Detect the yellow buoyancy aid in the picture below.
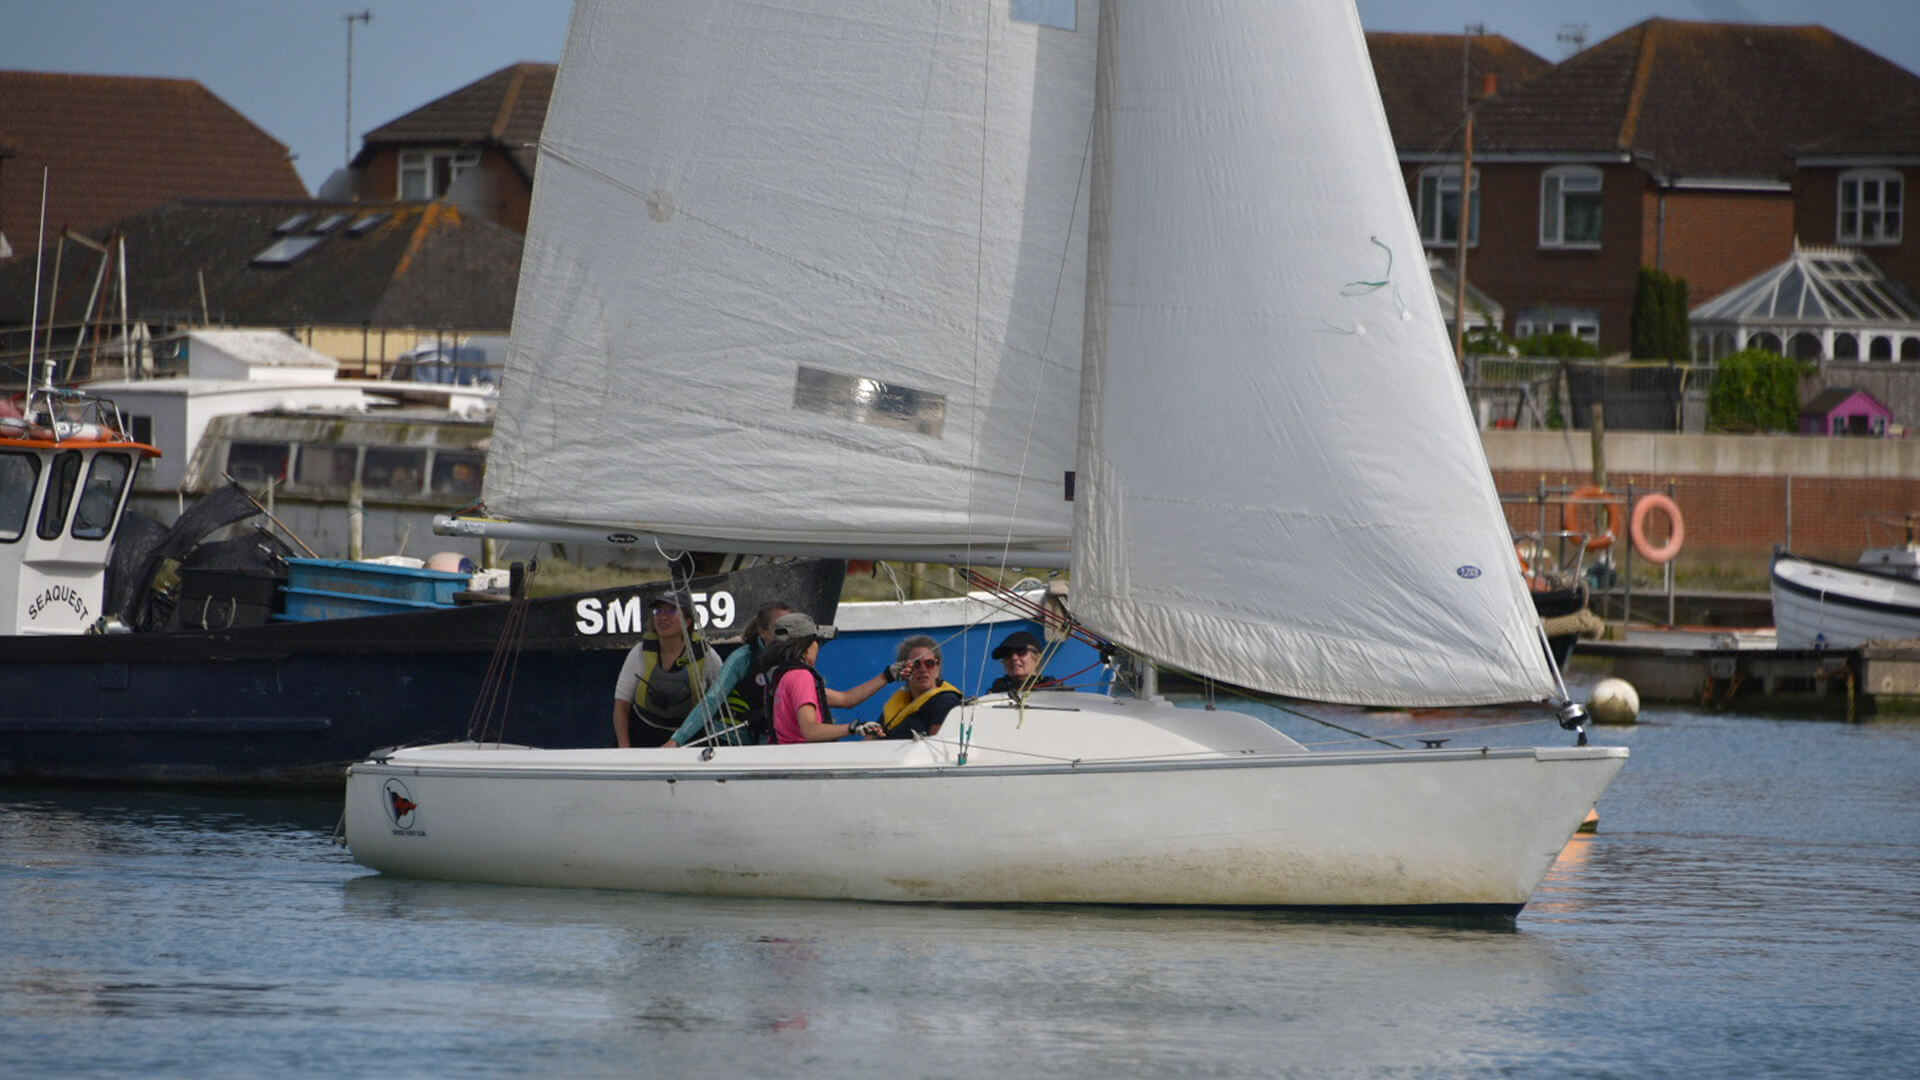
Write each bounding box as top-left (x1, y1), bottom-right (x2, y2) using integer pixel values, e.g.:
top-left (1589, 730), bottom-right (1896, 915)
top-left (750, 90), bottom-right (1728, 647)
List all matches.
top-left (880, 681), bottom-right (962, 732)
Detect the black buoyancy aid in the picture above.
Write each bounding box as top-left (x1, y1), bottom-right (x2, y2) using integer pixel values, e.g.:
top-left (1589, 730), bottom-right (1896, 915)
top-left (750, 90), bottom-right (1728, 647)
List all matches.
top-left (761, 661), bottom-right (831, 741)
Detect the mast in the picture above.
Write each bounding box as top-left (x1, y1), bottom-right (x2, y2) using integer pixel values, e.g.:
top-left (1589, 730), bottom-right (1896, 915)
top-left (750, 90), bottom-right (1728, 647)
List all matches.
top-left (1450, 24), bottom-right (1482, 370)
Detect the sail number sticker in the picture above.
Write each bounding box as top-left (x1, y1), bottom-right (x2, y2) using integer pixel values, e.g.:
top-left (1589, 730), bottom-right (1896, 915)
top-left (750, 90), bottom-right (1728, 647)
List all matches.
top-left (1456, 565), bottom-right (1483, 579)
top-left (574, 591), bottom-right (736, 635)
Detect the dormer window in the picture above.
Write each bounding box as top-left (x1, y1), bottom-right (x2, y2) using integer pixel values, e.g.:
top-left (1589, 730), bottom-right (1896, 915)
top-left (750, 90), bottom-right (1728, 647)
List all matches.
top-left (398, 149), bottom-right (481, 200)
top-left (1838, 169), bottom-right (1903, 245)
top-left (1540, 166), bottom-right (1603, 248)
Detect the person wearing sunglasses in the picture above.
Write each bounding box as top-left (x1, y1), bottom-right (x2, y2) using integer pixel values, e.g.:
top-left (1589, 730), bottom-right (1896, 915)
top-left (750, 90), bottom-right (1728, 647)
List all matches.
top-left (874, 635), bottom-right (962, 739)
top-left (986, 630), bottom-right (1062, 696)
top-left (611, 589), bottom-right (723, 748)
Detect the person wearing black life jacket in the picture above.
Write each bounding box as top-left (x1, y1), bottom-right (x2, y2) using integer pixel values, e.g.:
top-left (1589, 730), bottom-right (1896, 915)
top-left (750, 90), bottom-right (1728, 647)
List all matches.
top-left (875, 635), bottom-right (962, 739)
top-left (985, 630), bottom-right (1064, 696)
top-left (611, 589), bottom-right (723, 747)
top-left (762, 612), bottom-right (898, 744)
top-left (662, 599), bottom-right (793, 748)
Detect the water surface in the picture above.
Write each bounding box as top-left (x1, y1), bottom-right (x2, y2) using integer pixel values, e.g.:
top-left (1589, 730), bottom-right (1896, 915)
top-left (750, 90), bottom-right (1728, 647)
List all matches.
top-left (5, 700), bottom-right (1916, 1078)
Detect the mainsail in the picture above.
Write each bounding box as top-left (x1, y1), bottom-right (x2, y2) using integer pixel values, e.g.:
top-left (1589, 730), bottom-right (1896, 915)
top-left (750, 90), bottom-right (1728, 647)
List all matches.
top-left (488, 0), bottom-right (1097, 559)
top-left (1072, 0), bottom-right (1556, 705)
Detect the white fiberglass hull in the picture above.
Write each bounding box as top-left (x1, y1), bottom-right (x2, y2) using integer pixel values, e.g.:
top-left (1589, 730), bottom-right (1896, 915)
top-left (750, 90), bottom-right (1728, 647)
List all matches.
top-left (345, 696), bottom-right (1625, 914)
top-left (1770, 552), bottom-right (1920, 649)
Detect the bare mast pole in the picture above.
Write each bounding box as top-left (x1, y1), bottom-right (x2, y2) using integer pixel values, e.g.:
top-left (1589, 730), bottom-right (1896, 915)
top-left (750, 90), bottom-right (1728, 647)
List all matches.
top-left (1451, 24), bottom-right (1483, 373)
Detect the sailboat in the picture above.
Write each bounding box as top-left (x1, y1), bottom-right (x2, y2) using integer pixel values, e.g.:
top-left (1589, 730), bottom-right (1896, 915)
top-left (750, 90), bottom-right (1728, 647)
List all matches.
top-left (346, 0), bottom-right (1625, 914)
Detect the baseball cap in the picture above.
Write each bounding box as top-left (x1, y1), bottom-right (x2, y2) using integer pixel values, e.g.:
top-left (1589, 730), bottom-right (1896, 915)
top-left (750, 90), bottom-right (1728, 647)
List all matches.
top-left (771, 611), bottom-right (837, 641)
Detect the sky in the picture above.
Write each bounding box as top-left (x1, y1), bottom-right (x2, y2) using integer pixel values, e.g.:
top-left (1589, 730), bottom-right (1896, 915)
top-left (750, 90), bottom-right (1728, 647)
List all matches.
top-left (4, 1), bottom-right (1917, 196)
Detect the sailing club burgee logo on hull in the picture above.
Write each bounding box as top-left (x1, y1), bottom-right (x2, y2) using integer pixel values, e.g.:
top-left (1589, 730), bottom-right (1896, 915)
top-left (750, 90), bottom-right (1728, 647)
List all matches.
top-left (383, 778), bottom-right (425, 836)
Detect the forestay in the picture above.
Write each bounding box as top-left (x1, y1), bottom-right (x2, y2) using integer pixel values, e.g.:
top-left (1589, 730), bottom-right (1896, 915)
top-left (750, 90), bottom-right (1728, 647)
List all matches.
top-left (487, 0), bottom-right (1097, 558)
top-left (1071, 1), bottom-right (1556, 706)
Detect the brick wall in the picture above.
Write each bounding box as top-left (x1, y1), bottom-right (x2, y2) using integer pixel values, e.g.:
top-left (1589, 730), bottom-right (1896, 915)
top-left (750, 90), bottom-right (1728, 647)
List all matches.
top-left (1645, 188), bottom-right (1794, 304)
top-left (1793, 163), bottom-right (1920, 300)
top-left (1486, 430), bottom-right (1920, 572)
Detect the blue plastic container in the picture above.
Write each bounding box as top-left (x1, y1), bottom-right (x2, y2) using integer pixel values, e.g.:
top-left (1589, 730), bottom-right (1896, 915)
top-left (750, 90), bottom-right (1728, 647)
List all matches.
top-left (276, 558), bottom-right (469, 622)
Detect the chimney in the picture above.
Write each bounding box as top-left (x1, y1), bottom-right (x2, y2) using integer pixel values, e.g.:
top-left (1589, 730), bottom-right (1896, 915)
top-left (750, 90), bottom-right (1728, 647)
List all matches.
top-left (1481, 72), bottom-right (1500, 99)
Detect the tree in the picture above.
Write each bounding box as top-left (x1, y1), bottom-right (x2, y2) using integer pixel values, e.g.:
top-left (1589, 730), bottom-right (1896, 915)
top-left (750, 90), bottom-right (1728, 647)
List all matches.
top-left (1631, 267), bottom-right (1691, 360)
top-left (1708, 348), bottom-right (1809, 432)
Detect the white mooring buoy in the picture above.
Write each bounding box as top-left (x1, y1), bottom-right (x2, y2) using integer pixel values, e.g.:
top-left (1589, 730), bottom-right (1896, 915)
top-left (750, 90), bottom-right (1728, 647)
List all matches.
top-left (1589, 677), bottom-right (1641, 725)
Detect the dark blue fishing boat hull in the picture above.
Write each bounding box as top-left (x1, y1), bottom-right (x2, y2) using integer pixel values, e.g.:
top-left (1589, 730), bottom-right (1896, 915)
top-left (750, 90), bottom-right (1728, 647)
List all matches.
top-left (0, 559), bottom-right (844, 787)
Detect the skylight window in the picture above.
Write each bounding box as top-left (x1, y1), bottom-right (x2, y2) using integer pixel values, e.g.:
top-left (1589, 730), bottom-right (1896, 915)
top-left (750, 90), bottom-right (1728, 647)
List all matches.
top-left (345, 213), bottom-right (389, 236)
top-left (310, 213), bottom-right (352, 234)
top-left (273, 213), bottom-right (315, 235)
top-left (252, 235), bottom-right (325, 266)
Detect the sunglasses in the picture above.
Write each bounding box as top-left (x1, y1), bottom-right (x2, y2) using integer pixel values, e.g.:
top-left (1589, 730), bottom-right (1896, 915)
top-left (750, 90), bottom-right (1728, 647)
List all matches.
top-left (907, 657), bottom-right (940, 669)
top-left (650, 603), bottom-right (683, 615)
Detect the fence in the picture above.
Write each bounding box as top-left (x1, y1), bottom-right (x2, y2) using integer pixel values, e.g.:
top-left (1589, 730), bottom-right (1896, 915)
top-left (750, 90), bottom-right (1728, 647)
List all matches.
top-left (1464, 355), bottom-right (1715, 433)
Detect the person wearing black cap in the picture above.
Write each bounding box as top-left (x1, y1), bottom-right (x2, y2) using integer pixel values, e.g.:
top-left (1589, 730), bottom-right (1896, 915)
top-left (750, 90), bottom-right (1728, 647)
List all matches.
top-left (761, 612), bottom-right (900, 744)
top-left (987, 630), bottom-right (1063, 696)
top-left (611, 588), bottom-right (723, 747)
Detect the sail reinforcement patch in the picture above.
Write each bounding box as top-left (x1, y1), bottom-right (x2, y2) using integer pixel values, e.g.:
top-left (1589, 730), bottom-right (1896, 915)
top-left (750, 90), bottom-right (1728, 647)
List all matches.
top-left (794, 366), bottom-right (946, 438)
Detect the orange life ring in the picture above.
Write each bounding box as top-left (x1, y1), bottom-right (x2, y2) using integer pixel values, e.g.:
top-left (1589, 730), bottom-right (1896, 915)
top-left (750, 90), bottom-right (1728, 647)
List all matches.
top-left (1630, 493), bottom-right (1685, 564)
top-left (1562, 486), bottom-right (1624, 552)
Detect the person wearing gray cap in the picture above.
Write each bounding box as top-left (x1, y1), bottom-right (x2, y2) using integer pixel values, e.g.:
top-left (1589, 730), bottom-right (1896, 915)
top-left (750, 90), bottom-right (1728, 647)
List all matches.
top-left (611, 588), bottom-right (723, 747)
top-left (760, 611), bottom-right (900, 743)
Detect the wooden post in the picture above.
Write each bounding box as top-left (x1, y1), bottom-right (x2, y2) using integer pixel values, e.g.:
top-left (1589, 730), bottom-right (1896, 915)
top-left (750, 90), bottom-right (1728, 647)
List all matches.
top-left (348, 480), bottom-right (364, 561)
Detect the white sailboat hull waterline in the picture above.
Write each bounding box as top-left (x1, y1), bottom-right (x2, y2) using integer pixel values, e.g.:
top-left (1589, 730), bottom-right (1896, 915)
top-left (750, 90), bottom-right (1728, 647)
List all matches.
top-left (345, 696), bottom-right (1624, 913)
top-left (1771, 551), bottom-right (1920, 649)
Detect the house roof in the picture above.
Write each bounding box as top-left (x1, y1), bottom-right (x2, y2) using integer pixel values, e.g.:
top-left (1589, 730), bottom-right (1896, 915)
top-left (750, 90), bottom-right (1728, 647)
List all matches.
top-left (0, 200), bottom-right (522, 331)
top-left (1470, 20), bottom-right (1920, 180)
top-left (1691, 244), bottom-right (1920, 327)
top-left (355, 63), bottom-right (556, 182)
top-left (1365, 33), bottom-right (1552, 153)
top-left (1802, 386), bottom-right (1887, 415)
top-left (0, 71), bottom-right (307, 260)
top-left (1795, 98), bottom-right (1920, 161)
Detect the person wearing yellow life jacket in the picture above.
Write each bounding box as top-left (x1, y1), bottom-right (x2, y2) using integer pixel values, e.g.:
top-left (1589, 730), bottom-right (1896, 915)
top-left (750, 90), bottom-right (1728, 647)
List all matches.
top-left (876, 635), bottom-right (962, 739)
top-left (611, 589), bottom-right (723, 747)
top-left (664, 599), bottom-right (793, 747)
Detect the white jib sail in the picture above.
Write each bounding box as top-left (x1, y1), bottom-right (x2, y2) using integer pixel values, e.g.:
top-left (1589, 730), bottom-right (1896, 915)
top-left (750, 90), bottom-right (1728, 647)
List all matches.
top-left (1073, 0), bottom-right (1558, 706)
top-left (486, 0), bottom-right (1097, 557)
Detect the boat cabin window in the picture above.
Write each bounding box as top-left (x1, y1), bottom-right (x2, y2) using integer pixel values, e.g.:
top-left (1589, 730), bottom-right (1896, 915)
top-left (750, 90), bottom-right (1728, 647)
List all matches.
top-left (430, 452), bottom-right (484, 497)
top-left (364, 447), bottom-right (427, 495)
top-left (71, 452), bottom-right (132, 540)
top-left (36, 450), bottom-right (82, 541)
top-left (293, 445), bottom-right (360, 488)
top-left (0, 452), bottom-right (41, 543)
top-left (227, 442), bottom-right (289, 486)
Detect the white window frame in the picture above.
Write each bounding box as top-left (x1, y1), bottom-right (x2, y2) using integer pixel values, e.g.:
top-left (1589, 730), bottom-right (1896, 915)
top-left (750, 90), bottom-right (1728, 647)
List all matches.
top-left (398, 149), bottom-right (481, 201)
top-left (1513, 308), bottom-right (1600, 344)
top-left (1540, 166), bottom-right (1604, 248)
top-left (1416, 166), bottom-right (1479, 248)
top-left (1838, 168), bottom-right (1903, 245)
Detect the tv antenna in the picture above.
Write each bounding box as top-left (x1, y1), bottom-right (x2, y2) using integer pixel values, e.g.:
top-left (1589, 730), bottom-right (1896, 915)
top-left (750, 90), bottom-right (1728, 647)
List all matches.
top-left (1557, 23), bottom-right (1587, 57)
top-left (344, 10), bottom-right (374, 166)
